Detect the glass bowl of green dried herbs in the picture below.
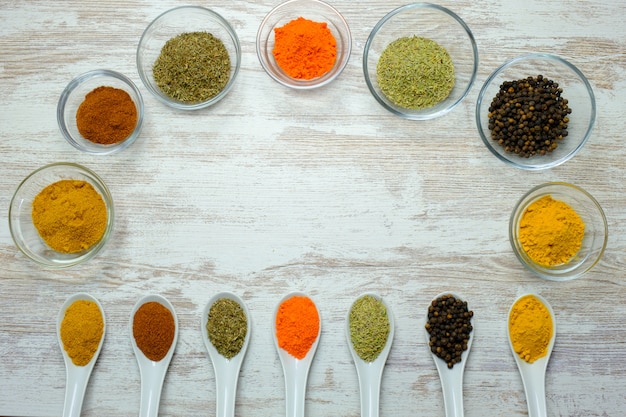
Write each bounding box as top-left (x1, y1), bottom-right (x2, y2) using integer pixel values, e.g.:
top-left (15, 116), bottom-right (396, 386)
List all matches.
top-left (509, 182), bottom-right (607, 281)
top-left (363, 3), bottom-right (478, 120)
top-left (476, 53), bottom-right (596, 170)
top-left (256, 0), bottom-right (352, 90)
top-left (137, 6), bottom-right (241, 110)
top-left (9, 163), bottom-right (114, 268)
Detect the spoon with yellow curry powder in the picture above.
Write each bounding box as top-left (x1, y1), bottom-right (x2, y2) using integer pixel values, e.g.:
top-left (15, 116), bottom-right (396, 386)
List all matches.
top-left (508, 293), bottom-right (556, 417)
top-left (57, 293), bottom-right (106, 417)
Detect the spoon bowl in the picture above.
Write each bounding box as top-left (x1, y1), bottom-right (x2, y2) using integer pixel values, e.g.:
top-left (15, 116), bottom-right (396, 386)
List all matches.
top-left (273, 292), bottom-right (321, 417)
top-left (507, 293), bottom-right (556, 417)
top-left (130, 294), bottom-right (179, 417)
top-left (57, 293), bottom-right (106, 417)
top-left (346, 293), bottom-right (395, 417)
top-left (201, 292), bottom-right (251, 417)
top-left (424, 292), bottom-right (474, 417)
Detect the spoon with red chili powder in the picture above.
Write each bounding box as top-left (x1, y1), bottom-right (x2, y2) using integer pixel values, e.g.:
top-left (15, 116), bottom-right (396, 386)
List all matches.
top-left (273, 292), bottom-right (321, 417)
top-left (130, 294), bottom-right (179, 417)
top-left (57, 293), bottom-right (106, 417)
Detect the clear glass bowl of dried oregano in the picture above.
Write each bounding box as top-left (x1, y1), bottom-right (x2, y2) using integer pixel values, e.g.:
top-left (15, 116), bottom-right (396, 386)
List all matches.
top-left (509, 182), bottom-right (607, 281)
top-left (476, 53), bottom-right (596, 170)
top-left (137, 6), bottom-right (241, 110)
top-left (363, 3), bottom-right (478, 120)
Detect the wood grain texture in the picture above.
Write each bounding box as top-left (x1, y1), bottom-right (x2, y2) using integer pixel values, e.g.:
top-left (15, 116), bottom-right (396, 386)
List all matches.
top-left (1, 0), bottom-right (625, 416)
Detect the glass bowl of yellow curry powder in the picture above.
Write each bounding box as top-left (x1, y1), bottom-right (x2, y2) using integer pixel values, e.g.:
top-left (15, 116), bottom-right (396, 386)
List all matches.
top-left (363, 3), bottom-right (478, 120)
top-left (476, 53), bottom-right (596, 170)
top-left (256, 0), bottom-right (352, 90)
top-left (136, 6), bottom-right (241, 111)
top-left (9, 163), bottom-right (114, 268)
top-left (57, 69), bottom-right (144, 155)
top-left (509, 182), bottom-right (607, 281)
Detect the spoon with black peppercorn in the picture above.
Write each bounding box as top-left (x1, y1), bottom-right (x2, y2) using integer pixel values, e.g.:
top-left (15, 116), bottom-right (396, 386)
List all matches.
top-left (507, 293), bottom-right (556, 417)
top-left (424, 292), bottom-right (474, 417)
top-left (346, 293), bottom-right (395, 417)
top-left (201, 292), bottom-right (251, 417)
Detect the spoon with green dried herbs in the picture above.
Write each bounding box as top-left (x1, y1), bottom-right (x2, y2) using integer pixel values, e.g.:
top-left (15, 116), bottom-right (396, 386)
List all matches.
top-left (424, 292), bottom-right (474, 417)
top-left (57, 293), bottom-right (106, 417)
top-left (346, 293), bottom-right (395, 417)
top-left (202, 292), bottom-right (251, 417)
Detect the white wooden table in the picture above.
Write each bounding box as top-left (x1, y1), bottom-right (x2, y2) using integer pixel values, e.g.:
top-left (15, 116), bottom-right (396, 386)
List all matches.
top-left (1, 1), bottom-right (625, 416)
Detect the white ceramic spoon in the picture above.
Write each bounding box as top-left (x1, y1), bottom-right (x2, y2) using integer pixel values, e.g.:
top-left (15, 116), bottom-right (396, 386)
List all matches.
top-left (508, 293), bottom-right (556, 417)
top-left (346, 293), bottom-right (395, 417)
top-left (130, 294), bottom-right (179, 417)
top-left (201, 292), bottom-right (251, 417)
top-left (273, 292), bottom-right (321, 417)
top-left (57, 293), bottom-right (106, 417)
top-left (424, 292), bottom-right (474, 417)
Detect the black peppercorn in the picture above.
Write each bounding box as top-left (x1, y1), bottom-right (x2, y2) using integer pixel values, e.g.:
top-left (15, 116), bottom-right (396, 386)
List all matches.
top-left (487, 75), bottom-right (571, 158)
top-left (425, 294), bottom-right (473, 369)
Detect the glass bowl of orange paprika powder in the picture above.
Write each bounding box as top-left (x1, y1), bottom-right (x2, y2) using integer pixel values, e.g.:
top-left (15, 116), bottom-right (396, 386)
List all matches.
top-left (256, 0), bottom-right (352, 89)
top-left (57, 69), bottom-right (144, 155)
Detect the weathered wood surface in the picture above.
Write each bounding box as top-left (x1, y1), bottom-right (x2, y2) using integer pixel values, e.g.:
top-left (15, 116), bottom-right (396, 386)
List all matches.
top-left (1, 1), bottom-right (625, 416)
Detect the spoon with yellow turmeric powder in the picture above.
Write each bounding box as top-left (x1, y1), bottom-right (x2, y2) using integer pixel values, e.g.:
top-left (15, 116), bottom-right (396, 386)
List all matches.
top-left (507, 293), bottom-right (556, 417)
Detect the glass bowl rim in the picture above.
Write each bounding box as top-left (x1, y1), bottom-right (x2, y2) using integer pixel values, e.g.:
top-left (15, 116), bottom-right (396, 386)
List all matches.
top-left (57, 69), bottom-right (145, 155)
top-left (9, 162), bottom-right (115, 269)
top-left (362, 2), bottom-right (479, 120)
top-left (475, 52), bottom-right (597, 170)
top-left (136, 5), bottom-right (242, 110)
top-left (508, 181), bottom-right (608, 281)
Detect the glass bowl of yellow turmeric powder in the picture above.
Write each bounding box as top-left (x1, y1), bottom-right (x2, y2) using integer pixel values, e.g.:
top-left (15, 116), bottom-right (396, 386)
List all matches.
top-left (363, 3), bottom-right (478, 120)
top-left (256, 0), bottom-right (352, 89)
top-left (9, 163), bottom-right (114, 268)
top-left (58, 69), bottom-right (144, 155)
top-left (509, 182), bottom-right (607, 281)
top-left (137, 6), bottom-right (241, 110)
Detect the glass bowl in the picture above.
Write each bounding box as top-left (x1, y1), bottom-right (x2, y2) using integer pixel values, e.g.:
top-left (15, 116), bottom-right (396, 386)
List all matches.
top-left (137, 5), bottom-right (241, 110)
top-left (57, 69), bottom-right (144, 155)
top-left (476, 53), bottom-right (596, 170)
top-left (509, 182), bottom-right (607, 281)
top-left (9, 163), bottom-right (114, 268)
top-left (256, 0), bottom-right (352, 90)
top-left (363, 3), bottom-right (478, 120)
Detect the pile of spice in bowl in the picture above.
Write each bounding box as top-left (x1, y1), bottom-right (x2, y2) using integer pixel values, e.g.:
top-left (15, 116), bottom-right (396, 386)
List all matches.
top-left (9, 163), bottom-right (114, 268)
top-left (363, 3), bottom-right (478, 120)
top-left (136, 5), bottom-right (241, 110)
top-left (509, 182), bottom-right (607, 280)
top-left (476, 53), bottom-right (596, 170)
top-left (256, 0), bottom-right (352, 90)
top-left (57, 69), bottom-right (144, 155)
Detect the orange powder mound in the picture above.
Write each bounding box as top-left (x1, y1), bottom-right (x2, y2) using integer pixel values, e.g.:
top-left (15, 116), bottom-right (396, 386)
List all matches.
top-left (272, 17), bottom-right (337, 80)
top-left (275, 295), bottom-right (320, 359)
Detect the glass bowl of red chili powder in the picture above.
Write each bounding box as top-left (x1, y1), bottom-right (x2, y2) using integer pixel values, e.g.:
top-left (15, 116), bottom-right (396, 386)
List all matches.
top-left (476, 53), bottom-right (596, 170)
top-left (9, 162), bottom-right (114, 268)
top-left (137, 6), bottom-right (241, 110)
top-left (509, 182), bottom-right (607, 281)
top-left (363, 3), bottom-right (478, 120)
top-left (256, 0), bottom-right (352, 89)
top-left (57, 69), bottom-right (144, 155)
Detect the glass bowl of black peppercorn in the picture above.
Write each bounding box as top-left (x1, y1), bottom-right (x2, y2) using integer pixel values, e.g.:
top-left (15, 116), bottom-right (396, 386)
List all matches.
top-left (476, 53), bottom-right (596, 170)
top-left (363, 3), bottom-right (478, 120)
top-left (137, 6), bottom-right (241, 110)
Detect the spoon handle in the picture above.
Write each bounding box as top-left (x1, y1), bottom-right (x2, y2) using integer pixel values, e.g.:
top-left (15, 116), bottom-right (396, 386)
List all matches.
top-left (62, 369), bottom-right (90, 417)
top-left (357, 366), bottom-right (382, 417)
top-left (521, 367), bottom-right (547, 417)
top-left (215, 365), bottom-right (239, 417)
top-left (440, 367), bottom-right (464, 417)
top-left (284, 362), bottom-right (309, 417)
top-left (139, 365), bottom-right (166, 417)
